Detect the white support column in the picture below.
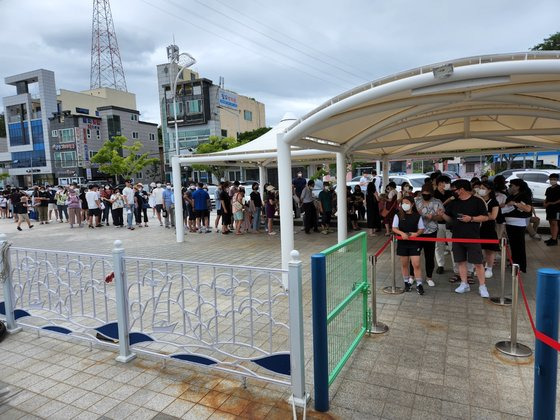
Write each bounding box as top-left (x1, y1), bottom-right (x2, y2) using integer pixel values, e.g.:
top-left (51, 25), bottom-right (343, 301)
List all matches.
top-left (172, 156), bottom-right (184, 243)
top-left (376, 160), bottom-right (381, 175)
top-left (258, 164), bottom-right (267, 199)
top-left (382, 156), bottom-right (389, 187)
top-left (277, 133), bottom-right (294, 289)
top-left (336, 152), bottom-right (347, 243)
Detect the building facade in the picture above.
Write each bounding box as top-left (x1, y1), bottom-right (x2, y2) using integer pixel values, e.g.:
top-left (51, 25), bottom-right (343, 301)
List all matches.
top-left (3, 69), bottom-right (159, 187)
top-left (156, 45), bottom-right (266, 179)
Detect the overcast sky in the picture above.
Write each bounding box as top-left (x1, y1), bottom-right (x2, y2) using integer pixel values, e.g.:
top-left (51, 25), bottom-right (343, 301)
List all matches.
top-left (1, 0), bottom-right (559, 127)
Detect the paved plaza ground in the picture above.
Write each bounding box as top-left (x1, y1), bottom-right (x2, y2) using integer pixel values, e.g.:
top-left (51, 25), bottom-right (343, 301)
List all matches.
top-left (0, 214), bottom-right (559, 419)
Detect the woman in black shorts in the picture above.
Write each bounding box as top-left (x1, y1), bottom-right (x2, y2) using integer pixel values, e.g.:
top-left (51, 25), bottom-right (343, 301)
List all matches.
top-left (392, 197), bottom-right (425, 295)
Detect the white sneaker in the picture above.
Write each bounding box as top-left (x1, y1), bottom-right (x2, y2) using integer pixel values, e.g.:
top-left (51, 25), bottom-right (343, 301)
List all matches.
top-left (479, 285), bottom-right (489, 298)
top-left (485, 268), bottom-right (493, 279)
top-left (455, 283), bottom-right (470, 294)
top-left (427, 278), bottom-right (435, 287)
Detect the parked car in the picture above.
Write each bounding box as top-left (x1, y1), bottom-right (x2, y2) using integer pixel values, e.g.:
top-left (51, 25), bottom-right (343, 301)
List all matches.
top-left (388, 174), bottom-right (427, 193)
top-left (505, 170), bottom-right (557, 204)
top-left (206, 184), bottom-right (218, 206)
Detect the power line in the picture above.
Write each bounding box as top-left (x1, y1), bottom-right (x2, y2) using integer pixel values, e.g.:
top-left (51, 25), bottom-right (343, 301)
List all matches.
top-left (141, 0), bottom-right (352, 89)
top-left (194, 0), bottom-right (368, 83)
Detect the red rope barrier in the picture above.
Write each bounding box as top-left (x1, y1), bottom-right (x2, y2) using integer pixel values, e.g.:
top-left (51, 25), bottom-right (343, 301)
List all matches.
top-left (394, 236), bottom-right (500, 244)
top-left (374, 237), bottom-right (392, 258)
top-left (506, 246), bottom-right (560, 352)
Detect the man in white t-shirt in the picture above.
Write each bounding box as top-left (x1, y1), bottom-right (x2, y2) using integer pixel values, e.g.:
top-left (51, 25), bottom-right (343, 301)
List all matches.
top-left (122, 180), bottom-right (135, 230)
top-left (152, 182), bottom-right (165, 226)
top-left (359, 171), bottom-right (372, 193)
top-left (85, 185), bottom-right (102, 228)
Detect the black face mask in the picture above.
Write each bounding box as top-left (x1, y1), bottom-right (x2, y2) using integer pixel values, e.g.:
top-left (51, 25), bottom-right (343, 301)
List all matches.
top-left (422, 194), bottom-right (431, 201)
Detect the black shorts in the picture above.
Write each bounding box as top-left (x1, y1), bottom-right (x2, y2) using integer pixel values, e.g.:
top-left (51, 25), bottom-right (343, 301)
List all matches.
top-left (546, 205), bottom-right (560, 221)
top-left (155, 204), bottom-right (163, 213)
top-left (452, 242), bottom-right (483, 264)
top-left (397, 241), bottom-right (422, 257)
top-left (203, 210), bottom-right (210, 219)
top-left (217, 209), bottom-right (223, 216)
top-left (88, 208), bottom-right (101, 217)
top-left (222, 212), bottom-right (232, 226)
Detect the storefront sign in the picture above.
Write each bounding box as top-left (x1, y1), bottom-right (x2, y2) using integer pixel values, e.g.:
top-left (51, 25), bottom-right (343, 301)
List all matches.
top-left (218, 90), bottom-right (238, 109)
top-left (53, 143), bottom-right (76, 151)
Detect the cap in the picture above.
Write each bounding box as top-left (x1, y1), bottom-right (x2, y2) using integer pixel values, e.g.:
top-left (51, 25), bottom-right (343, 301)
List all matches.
top-left (266, 185), bottom-right (275, 192)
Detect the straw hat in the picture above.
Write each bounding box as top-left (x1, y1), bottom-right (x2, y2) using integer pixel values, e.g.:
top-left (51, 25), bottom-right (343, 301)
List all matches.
top-left (266, 185), bottom-right (275, 192)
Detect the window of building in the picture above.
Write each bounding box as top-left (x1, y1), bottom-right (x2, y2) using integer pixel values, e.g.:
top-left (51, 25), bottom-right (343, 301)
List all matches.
top-left (186, 99), bottom-right (202, 114)
top-left (136, 172), bottom-right (142, 179)
top-left (221, 129), bottom-right (227, 137)
top-left (130, 114), bottom-right (138, 121)
top-left (465, 162), bottom-right (476, 173)
top-left (243, 110), bottom-right (253, 121)
top-left (86, 129), bottom-right (91, 139)
top-left (132, 132), bottom-right (139, 139)
top-left (96, 129), bottom-right (100, 140)
top-left (51, 130), bottom-right (58, 137)
top-left (54, 151), bottom-right (77, 168)
top-left (8, 122), bottom-right (29, 146)
top-left (149, 133), bottom-right (156, 141)
top-left (60, 128), bottom-right (75, 143)
top-left (193, 85), bottom-right (202, 95)
top-left (89, 150), bottom-right (96, 159)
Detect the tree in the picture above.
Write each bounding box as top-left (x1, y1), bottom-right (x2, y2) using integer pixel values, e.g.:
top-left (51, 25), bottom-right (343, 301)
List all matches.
top-left (0, 113), bottom-right (6, 138)
top-left (191, 135), bottom-right (238, 181)
top-left (531, 32), bottom-right (560, 50)
top-left (237, 126), bottom-right (271, 144)
top-left (91, 136), bottom-right (159, 183)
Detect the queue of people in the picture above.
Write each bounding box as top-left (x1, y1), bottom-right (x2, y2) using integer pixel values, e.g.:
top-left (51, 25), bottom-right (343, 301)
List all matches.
top-left (391, 172), bottom-right (559, 298)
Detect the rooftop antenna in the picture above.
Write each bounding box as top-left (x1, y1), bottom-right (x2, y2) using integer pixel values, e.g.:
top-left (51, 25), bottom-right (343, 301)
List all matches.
top-left (90, 0), bottom-right (128, 91)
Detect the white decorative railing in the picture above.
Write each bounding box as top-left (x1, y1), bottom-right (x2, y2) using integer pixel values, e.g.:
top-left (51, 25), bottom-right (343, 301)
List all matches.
top-left (0, 235), bottom-right (306, 406)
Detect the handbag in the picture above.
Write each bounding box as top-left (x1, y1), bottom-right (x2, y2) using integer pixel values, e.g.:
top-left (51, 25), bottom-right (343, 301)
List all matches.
top-left (162, 208), bottom-right (168, 218)
top-left (380, 200), bottom-right (396, 218)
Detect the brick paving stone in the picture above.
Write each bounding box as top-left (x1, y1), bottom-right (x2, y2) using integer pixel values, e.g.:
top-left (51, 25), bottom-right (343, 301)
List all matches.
top-left (1, 217), bottom-right (560, 418)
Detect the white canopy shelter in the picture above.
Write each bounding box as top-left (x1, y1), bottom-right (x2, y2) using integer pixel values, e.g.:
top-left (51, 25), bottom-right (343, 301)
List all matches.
top-left (275, 51), bottom-right (560, 274)
top-left (171, 113), bottom-right (333, 243)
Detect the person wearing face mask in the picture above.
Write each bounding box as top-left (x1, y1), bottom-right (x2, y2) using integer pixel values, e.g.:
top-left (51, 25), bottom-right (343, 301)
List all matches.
top-left (502, 179), bottom-right (532, 272)
top-left (380, 182), bottom-right (398, 236)
top-left (100, 185), bottom-right (113, 226)
top-left (249, 182), bottom-right (263, 233)
top-left (413, 184), bottom-right (444, 287)
top-left (55, 187), bottom-right (69, 223)
top-left (492, 175), bottom-right (508, 239)
top-left (433, 175), bottom-right (454, 274)
top-left (318, 182), bottom-right (335, 234)
top-left (162, 183), bottom-right (175, 229)
top-left (366, 181), bottom-right (381, 236)
top-left (292, 171), bottom-right (307, 200)
top-left (152, 181), bottom-right (165, 227)
top-left (474, 181), bottom-right (500, 278)
top-left (400, 182), bottom-right (414, 200)
top-left (134, 183), bottom-right (149, 227)
top-left (353, 184), bottom-right (365, 220)
top-left (392, 197), bottom-right (425, 295)
top-left (34, 186), bottom-right (50, 224)
top-left (544, 173), bottom-right (560, 246)
top-left (438, 179), bottom-right (489, 297)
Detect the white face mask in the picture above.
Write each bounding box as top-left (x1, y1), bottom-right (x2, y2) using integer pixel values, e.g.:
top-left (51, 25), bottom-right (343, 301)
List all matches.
top-left (478, 189), bottom-right (489, 197)
top-left (105, 186), bottom-right (109, 190)
top-left (166, 185), bottom-right (172, 190)
top-left (156, 183), bottom-right (161, 188)
top-left (444, 184), bottom-right (451, 191)
top-left (551, 180), bottom-right (558, 186)
top-left (401, 203), bottom-right (411, 212)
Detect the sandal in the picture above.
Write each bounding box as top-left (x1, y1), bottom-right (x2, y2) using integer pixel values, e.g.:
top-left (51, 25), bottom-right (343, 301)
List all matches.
top-left (448, 275), bottom-right (460, 283)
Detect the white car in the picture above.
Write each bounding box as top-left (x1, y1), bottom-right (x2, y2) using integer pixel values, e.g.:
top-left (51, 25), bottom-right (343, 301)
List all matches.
top-left (505, 170), bottom-right (557, 204)
top-left (388, 174), bottom-right (427, 193)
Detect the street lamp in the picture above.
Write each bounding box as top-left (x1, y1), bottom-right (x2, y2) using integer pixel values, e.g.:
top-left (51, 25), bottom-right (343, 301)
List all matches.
top-left (170, 52), bottom-right (196, 157)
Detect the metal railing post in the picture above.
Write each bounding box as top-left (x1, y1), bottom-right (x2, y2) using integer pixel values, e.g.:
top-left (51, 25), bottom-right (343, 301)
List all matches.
top-left (383, 236), bottom-right (403, 294)
top-left (490, 237), bottom-right (511, 306)
top-left (113, 240), bottom-right (136, 363)
top-left (0, 234), bottom-right (21, 334)
top-left (288, 250), bottom-right (309, 408)
top-left (533, 268), bottom-right (560, 420)
top-left (311, 253), bottom-right (328, 412)
top-left (369, 255), bottom-right (388, 334)
top-left (495, 264), bottom-right (532, 357)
